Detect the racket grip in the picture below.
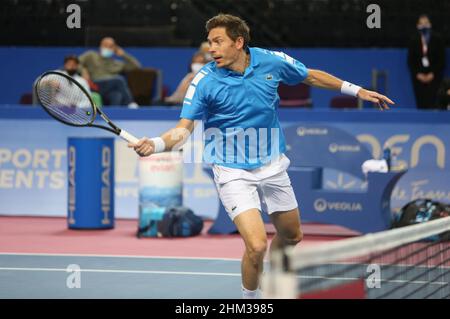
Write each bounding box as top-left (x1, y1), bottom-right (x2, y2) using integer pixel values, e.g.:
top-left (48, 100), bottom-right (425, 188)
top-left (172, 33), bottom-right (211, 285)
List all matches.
top-left (119, 129), bottom-right (140, 144)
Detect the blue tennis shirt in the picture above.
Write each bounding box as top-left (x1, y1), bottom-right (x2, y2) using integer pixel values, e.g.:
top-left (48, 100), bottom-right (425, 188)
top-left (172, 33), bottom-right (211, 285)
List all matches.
top-left (180, 47), bottom-right (309, 169)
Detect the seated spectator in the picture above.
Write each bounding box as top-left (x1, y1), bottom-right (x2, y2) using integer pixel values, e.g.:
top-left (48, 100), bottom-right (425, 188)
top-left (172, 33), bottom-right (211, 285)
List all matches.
top-left (61, 55), bottom-right (90, 93)
top-left (61, 55), bottom-right (104, 108)
top-left (199, 41), bottom-right (213, 62)
top-left (79, 37), bottom-right (140, 108)
top-left (164, 52), bottom-right (208, 105)
top-left (42, 55), bottom-right (92, 109)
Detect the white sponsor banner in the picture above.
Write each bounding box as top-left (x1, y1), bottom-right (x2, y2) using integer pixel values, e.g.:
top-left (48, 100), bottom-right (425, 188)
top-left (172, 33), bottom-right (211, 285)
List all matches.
top-left (0, 119), bottom-right (218, 219)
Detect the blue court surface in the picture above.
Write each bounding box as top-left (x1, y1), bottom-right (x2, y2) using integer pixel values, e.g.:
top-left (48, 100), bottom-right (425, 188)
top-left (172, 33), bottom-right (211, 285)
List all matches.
top-left (0, 253), bottom-right (245, 299)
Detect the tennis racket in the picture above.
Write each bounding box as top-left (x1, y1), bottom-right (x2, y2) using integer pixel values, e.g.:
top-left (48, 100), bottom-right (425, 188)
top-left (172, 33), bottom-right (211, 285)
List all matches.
top-left (34, 71), bottom-right (139, 144)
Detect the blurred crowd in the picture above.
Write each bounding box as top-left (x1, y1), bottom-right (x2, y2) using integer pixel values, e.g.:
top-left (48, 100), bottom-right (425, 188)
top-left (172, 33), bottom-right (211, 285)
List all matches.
top-left (51, 14), bottom-right (448, 110)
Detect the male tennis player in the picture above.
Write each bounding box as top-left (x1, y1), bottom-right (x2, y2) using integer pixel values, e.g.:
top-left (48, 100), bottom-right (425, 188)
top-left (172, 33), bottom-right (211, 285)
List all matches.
top-left (129, 14), bottom-right (394, 299)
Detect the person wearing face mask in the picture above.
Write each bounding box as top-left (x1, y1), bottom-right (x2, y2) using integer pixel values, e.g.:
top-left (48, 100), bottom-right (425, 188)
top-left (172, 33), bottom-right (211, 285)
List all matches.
top-left (61, 55), bottom-right (91, 93)
top-left (42, 55), bottom-right (93, 109)
top-left (163, 51), bottom-right (208, 105)
top-left (78, 37), bottom-right (141, 107)
top-left (407, 15), bottom-right (446, 109)
top-left (199, 41), bottom-right (214, 63)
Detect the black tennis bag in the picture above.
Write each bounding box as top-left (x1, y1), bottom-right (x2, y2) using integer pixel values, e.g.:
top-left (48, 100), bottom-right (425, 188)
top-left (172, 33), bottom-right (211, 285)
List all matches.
top-left (157, 206), bottom-right (204, 238)
top-left (392, 199), bottom-right (450, 240)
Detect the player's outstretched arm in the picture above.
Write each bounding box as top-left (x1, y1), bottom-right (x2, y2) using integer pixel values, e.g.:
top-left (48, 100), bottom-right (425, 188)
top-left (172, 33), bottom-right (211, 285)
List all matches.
top-left (303, 69), bottom-right (395, 110)
top-left (128, 118), bottom-right (195, 157)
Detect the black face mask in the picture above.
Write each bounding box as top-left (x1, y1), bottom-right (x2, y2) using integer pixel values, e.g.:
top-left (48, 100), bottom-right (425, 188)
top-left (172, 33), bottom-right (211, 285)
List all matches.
top-left (418, 26), bottom-right (431, 35)
top-left (66, 69), bottom-right (77, 76)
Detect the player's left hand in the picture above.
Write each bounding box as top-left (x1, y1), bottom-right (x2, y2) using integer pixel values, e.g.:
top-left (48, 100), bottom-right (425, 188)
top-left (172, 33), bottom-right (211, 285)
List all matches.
top-left (357, 88), bottom-right (395, 111)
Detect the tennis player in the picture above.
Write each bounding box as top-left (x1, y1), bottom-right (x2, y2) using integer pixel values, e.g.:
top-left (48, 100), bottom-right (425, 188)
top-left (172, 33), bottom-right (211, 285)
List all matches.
top-left (129, 14), bottom-right (394, 299)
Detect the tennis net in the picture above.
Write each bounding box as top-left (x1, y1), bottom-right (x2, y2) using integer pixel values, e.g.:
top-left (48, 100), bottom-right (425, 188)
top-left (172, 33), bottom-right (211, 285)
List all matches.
top-left (263, 216), bottom-right (450, 299)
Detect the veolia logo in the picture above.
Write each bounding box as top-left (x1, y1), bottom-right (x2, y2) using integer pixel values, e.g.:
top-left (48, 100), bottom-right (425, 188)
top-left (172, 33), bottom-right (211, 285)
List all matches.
top-left (68, 146), bottom-right (76, 224)
top-left (329, 143), bottom-right (361, 153)
top-left (314, 199), bottom-right (328, 212)
top-left (101, 146), bottom-right (111, 225)
top-left (297, 127), bottom-right (328, 137)
top-left (314, 198), bottom-right (363, 212)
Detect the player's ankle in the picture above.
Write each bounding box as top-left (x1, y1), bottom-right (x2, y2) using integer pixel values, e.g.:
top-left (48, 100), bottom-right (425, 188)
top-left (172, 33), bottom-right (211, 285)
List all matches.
top-left (242, 284), bottom-right (260, 299)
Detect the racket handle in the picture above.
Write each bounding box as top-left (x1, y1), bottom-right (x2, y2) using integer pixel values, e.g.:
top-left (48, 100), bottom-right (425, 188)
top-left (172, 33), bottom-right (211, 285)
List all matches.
top-left (119, 129), bottom-right (140, 144)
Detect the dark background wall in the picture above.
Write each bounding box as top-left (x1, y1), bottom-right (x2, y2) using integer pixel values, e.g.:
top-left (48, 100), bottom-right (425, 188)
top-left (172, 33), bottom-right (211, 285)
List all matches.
top-left (1, 0), bottom-right (449, 107)
top-left (2, 0), bottom-right (449, 47)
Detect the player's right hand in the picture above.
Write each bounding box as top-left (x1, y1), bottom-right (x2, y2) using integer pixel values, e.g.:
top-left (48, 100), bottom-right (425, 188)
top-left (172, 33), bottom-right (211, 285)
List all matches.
top-left (128, 137), bottom-right (154, 157)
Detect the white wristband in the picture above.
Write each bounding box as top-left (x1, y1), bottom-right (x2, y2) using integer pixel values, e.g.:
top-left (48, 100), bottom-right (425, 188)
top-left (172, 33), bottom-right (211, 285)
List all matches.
top-left (341, 81), bottom-right (361, 97)
top-left (150, 137), bottom-right (166, 153)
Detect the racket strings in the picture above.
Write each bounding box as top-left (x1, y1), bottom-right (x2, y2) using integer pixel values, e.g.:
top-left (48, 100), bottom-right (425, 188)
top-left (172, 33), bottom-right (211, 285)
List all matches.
top-left (39, 88), bottom-right (92, 124)
top-left (36, 73), bottom-right (94, 125)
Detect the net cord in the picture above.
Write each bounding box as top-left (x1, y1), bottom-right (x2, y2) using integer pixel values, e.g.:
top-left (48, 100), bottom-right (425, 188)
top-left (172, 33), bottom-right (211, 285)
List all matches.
top-left (286, 217), bottom-right (450, 270)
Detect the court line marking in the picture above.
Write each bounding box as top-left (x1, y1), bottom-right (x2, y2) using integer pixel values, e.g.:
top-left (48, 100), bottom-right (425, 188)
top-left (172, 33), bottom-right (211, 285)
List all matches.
top-left (1, 267), bottom-right (446, 286)
top-left (0, 252), bottom-right (241, 262)
top-left (0, 267), bottom-right (241, 277)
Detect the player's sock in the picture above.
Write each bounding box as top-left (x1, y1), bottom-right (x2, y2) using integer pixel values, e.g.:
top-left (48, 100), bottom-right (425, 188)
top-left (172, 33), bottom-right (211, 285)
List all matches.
top-left (242, 285), bottom-right (260, 299)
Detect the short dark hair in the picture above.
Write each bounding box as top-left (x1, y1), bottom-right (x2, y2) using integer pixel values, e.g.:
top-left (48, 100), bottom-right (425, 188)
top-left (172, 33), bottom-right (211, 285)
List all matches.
top-left (418, 14), bottom-right (431, 22)
top-left (205, 14), bottom-right (250, 48)
top-left (192, 51), bottom-right (206, 61)
top-left (64, 55), bottom-right (79, 64)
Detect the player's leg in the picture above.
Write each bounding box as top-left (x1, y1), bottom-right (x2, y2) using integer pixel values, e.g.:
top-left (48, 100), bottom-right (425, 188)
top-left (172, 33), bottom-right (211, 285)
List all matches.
top-left (259, 171), bottom-right (303, 253)
top-left (93, 79), bottom-right (119, 106)
top-left (110, 75), bottom-right (134, 105)
top-left (233, 209), bottom-right (268, 294)
top-left (215, 178), bottom-right (265, 298)
top-left (269, 207), bottom-right (303, 254)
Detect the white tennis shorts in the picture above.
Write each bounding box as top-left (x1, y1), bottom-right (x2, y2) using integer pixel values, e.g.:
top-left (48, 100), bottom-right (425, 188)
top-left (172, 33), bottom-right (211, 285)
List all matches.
top-left (212, 154), bottom-right (298, 221)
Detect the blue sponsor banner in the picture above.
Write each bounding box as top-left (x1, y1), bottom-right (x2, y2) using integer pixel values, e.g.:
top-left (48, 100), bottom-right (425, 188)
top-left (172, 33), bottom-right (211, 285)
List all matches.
top-left (68, 137), bottom-right (114, 229)
top-left (321, 122), bottom-right (450, 211)
top-left (0, 107), bottom-right (449, 226)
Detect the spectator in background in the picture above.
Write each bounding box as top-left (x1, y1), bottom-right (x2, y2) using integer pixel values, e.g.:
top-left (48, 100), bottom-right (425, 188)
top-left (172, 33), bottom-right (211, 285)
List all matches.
top-left (62, 55), bottom-right (90, 93)
top-left (44, 55), bottom-right (92, 109)
top-left (199, 41), bottom-right (213, 62)
top-left (61, 55), bottom-right (105, 108)
top-left (164, 51), bottom-right (208, 105)
top-left (79, 37), bottom-right (140, 108)
top-left (407, 15), bottom-right (446, 109)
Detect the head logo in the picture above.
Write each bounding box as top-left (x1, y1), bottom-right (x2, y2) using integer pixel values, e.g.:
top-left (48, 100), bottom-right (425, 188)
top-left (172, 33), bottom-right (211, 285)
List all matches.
top-left (68, 146), bottom-right (76, 225)
top-left (101, 146), bottom-right (112, 225)
top-left (266, 74), bottom-right (273, 80)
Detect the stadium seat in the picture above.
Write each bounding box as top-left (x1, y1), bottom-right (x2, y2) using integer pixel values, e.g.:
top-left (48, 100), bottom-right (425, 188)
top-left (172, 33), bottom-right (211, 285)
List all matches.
top-left (19, 93), bottom-right (33, 105)
top-left (330, 95), bottom-right (360, 109)
top-left (278, 82), bottom-right (312, 107)
top-left (125, 68), bottom-right (163, 106)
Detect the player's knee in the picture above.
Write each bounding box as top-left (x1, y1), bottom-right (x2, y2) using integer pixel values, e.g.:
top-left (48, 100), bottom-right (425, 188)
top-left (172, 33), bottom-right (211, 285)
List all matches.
top-left (247, 239), bottom-right (268, 261)
top-left (283, 231), bottom-right (303, 246)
